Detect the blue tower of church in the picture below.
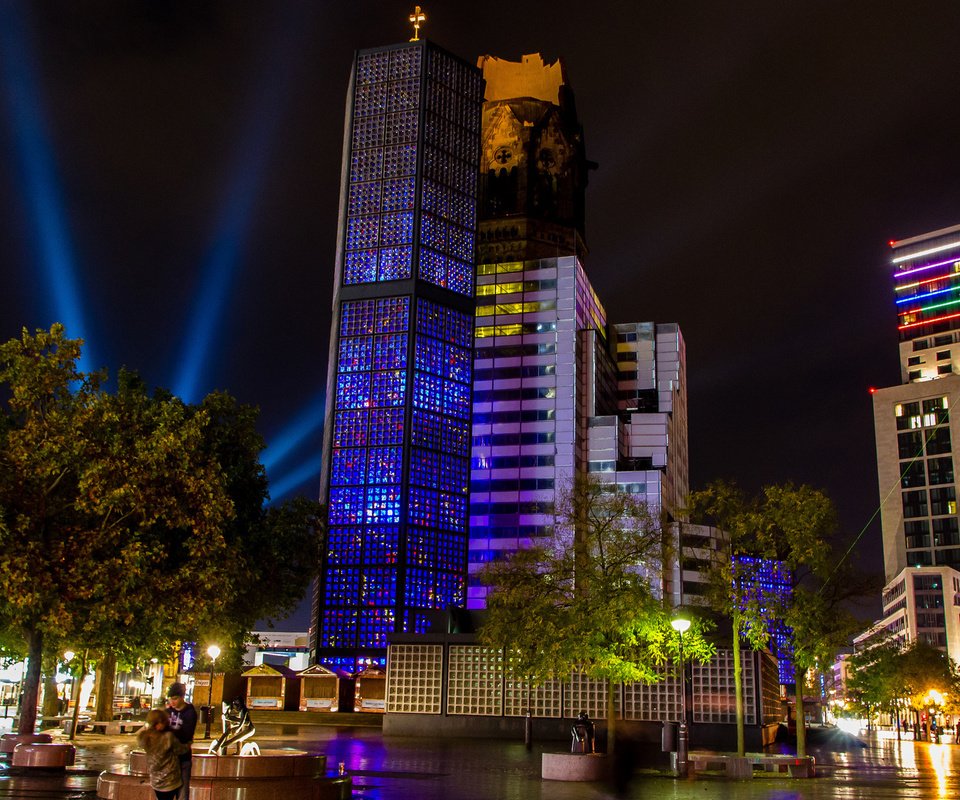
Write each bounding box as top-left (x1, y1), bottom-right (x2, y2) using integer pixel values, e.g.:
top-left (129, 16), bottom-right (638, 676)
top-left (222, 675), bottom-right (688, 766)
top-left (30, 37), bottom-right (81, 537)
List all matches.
top-left (312, 39), bottom-right (483, 672)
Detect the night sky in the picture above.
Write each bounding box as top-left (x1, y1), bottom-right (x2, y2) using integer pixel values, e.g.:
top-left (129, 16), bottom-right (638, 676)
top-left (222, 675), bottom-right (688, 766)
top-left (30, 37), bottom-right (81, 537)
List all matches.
top-left (3, 1), bottom-right (960, 628)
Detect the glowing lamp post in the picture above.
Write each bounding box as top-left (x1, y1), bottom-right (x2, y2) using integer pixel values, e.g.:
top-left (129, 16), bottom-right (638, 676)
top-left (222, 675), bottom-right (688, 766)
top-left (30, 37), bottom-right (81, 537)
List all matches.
top-left (671, 615), bottom-right (691, 778)
top-left (205, 645), bottom-right (220, 739)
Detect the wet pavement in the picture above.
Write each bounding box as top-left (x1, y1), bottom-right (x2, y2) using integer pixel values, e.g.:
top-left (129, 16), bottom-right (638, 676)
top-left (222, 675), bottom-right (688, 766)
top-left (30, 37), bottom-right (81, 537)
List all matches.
top-left (0, 720), bottom-right (957, 800)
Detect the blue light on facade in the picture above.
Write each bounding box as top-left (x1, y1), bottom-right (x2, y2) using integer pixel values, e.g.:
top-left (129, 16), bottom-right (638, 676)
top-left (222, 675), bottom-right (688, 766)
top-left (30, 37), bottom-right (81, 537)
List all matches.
top-left (314, 40), bottom-right (483, 672)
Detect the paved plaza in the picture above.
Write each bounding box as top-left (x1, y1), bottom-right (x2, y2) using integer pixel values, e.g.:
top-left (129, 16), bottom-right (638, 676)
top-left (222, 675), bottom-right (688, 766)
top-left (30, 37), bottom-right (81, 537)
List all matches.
top-left (0, 719), bottom-right (957, 800)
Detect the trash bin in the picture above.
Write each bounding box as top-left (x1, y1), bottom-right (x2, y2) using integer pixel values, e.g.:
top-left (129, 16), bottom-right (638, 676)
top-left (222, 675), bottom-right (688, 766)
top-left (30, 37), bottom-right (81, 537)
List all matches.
top-left (662, 721), bottom-right (677, 752)
top-left (199, 705), bottom-right (211, 724)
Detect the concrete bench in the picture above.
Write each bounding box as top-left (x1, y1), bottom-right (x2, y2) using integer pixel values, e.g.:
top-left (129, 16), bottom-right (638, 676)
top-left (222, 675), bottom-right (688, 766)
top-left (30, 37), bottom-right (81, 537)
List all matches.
top-left (690, 752), bottom-right (752, 779)
top-left (88, 720), bottom-right (142, 735)
top-left (0, 733), bottom-right (52, 756)
top-left (12, 742), bottom-right (76, 768)
top-left (689, 751), bottom-right (816, 779)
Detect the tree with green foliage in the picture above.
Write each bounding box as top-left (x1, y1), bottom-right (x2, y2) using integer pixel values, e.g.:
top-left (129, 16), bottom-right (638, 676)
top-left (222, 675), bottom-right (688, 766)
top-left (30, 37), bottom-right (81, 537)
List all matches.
top-left (847, 637), bottom-right (909, 733)
top-left (688, 481), bottom-right (868, 757)
top-left (480, 475), bottom-right (714, 753)
top-left (0, 325), bottom-right (322, 732)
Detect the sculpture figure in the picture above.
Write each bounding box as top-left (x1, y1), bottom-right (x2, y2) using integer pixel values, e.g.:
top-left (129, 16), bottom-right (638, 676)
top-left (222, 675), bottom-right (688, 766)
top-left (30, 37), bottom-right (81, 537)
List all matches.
top-left (208, 698), bottom-right (256, 756)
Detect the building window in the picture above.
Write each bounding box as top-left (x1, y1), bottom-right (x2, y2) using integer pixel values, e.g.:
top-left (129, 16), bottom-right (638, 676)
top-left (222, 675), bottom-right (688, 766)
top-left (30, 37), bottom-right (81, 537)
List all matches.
top-left (938, 364), bottom-right (953, 375)
top-left (908, 356), bottom-right (922, 366)
top-left (938, 350), bottom-right (952, 360)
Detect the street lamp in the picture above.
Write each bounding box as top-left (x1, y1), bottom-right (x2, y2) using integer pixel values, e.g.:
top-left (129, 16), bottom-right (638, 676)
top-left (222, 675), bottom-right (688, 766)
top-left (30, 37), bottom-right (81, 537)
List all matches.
top-left (671, 615), bottom-right (692, 778)
top-left (204, 645), bottom-right (220, 739)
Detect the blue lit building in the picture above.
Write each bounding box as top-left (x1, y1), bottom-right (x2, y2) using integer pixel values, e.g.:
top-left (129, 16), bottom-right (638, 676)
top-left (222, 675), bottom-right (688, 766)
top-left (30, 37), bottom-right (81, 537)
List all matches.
top-left (311, 39), bottom-right (484, 672)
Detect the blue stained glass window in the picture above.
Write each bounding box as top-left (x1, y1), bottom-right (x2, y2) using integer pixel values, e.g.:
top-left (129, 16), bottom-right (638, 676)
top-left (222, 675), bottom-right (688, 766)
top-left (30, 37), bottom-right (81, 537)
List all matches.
top-left (354, 81), bottom-right (387, 116)
top-left (386, 77), bottom-right (420, 113)
top-left (413, 614), bottom-right (431, 634)
top-left (347, 215), bottom-right (379, 250)
top-left (321, 609), bottom-right (358, 647)
top-left (327, 528), bottom-right (363, 565)
top-left (336, 373), bottom-right (371, 409)
top-left (371, 369), bottom-right (407, 406)
top-left (381, 177), bottom-right (416, 212)
top-left (388, 46), bottom-right (421, 80)
top-left (448, 226), bottom-right (473, 261)
top-left (344, 250), bottom-right (377, 284)
top-left (365, 526), bottom-right (400, 564)
top-left (340, 299), bottom-right (376, 336)
top-left (415, 335), bottom-right (444, 375)
top-left (448, 258), bottom-right (472, 296)
top-left (372, 333), bottom-right (408, 370)
top-left (408, 528), bottom-right (434, 567)
top-left (444, 379), bottom-right (470, 418)
top-left (416, 298), bottom-right (443, 337)
top-left (439, 493), bottom-right (466, 532)
top-left (437, 571), bottom-right (463, 606)
top-left (420, 213), bottom-right (446, 250)
top-left (451, 192), bottom-right (473, 228)
top-left (350, 148), bottom-right (383, 183)
top-left (441, 418), bottom-right (470, 454)
top-left (376, 297), bottom-right (410, 332)
top-left (327, 568), bottom-right (360, 605)
top-left (384, 110), bottom-right (419, 145)
top-left (378, 246), bottom-right (412, 281)
top-left (348, 181), bottom-right (381, 216)
top-left (437, 531), bottom-right (464, 570)
top-left (418, 247), bottom-right (444, 285)
top-left (331, 448), bottom-right (366, 486)
top-left (409, 487), bottom-right (439, 525)
top-left (361, 570), bottom-right (397, 606)
top-left (448, 311), bottom-right (472, 347)
top-left (409, 447), bottom-right (441, 487)
top-left (357, 51), bottom-right (389, 84)
top-left (338, 337), bottom-right (372, 372)
top-left (329, 487), bottom-right (364, 524)
top-left (333, 410), bottom-right (367, 447)
top-left (369, 407), bottom-right (404, 445)
top-left (383, 144), bottom-right (418, 178)
top-left (444, 343), bottom-right (470, 382)
top-left (406, 568), bottom-right (434, 606)
top-left (357, 608), bottom-right (394, 647)
top-left (350, 114), bottom-right (386, 152)
top-left (380, 212), bottom-right (413, 246)
top-left (411, 409), bottom-right (442, 450)
top-left (422, 175), bottom-right (448, 213)
top-left (366, 485), bottom-right (402, 523)
top-left (439, 453), bottom-right (468, 493)
top-left (413, 372), bottom-right (443, 412)
top-left (367, 447), bottom-right (402, 484)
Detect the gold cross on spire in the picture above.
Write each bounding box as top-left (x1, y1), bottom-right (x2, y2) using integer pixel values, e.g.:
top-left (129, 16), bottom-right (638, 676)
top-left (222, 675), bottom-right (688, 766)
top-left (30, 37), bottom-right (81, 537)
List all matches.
top-left (409, 5), bottom-right (426, 41)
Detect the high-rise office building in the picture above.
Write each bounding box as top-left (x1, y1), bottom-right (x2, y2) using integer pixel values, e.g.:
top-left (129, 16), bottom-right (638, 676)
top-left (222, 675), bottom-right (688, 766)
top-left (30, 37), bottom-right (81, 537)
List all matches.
top-left (312, 39), bottom-right (484, 671)
top-left (866, 224), bottom-right (960, 663)
top-left (466, 53), bottom-right (688, 607)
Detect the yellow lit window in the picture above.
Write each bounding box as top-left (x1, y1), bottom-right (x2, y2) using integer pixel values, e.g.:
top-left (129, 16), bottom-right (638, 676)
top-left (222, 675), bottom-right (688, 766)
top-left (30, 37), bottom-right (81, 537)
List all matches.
top-left (476, 284), bottom-right (498, 296)
top-left (495, 262), bottom-right (524, 273)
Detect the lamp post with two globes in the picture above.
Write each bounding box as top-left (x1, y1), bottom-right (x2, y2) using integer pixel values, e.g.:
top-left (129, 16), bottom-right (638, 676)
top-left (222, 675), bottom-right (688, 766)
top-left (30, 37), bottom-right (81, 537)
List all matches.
top-left (671, 615), bottom-right (691, 778)
top-left (204, 645), bottom-right (220, 739)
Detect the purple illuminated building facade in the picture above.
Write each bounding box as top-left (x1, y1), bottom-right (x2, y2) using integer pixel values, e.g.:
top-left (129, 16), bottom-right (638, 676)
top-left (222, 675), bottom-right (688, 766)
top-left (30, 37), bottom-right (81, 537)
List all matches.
top-left (467, 54), bottom-right (689, 607)
top-left (312, 40), bottom-right (483, 672)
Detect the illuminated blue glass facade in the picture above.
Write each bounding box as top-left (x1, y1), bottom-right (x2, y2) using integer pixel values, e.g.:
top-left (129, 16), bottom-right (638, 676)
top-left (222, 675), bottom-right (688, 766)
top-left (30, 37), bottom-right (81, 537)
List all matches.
top-left (315, 40), bottom-right (482, 672)
top-left (735, 555), bottom-right (795, 685)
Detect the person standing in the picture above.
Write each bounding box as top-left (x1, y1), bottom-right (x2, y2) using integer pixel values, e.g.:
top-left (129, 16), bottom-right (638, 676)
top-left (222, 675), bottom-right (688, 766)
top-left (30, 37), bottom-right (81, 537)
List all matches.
top-left (165, 683), bottom-right (197, 798)
top-left (138, 708), bottom-right (189, 800)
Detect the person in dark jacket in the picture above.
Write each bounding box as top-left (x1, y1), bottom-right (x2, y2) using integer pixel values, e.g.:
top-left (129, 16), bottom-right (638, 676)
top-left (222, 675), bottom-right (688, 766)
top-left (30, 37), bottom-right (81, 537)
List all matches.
top-left (165, 683), bottom-right (197, 798)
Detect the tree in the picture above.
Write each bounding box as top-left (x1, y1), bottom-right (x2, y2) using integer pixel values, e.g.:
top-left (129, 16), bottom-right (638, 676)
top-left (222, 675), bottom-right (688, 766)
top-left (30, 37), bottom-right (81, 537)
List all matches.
top-left (689, 481), bottom-right (868, 757)
top-left (480, 475), bottom-right (714, 753)
top-left (0, 326), bottom-right (236, 731)
top-left (0, 326), bottom-right (323, 731)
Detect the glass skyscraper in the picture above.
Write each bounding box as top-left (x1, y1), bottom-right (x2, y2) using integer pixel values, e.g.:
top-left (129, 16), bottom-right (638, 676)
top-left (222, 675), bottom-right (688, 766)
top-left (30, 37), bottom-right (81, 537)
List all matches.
top-left (312, 40), bottom-right (483, 672)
